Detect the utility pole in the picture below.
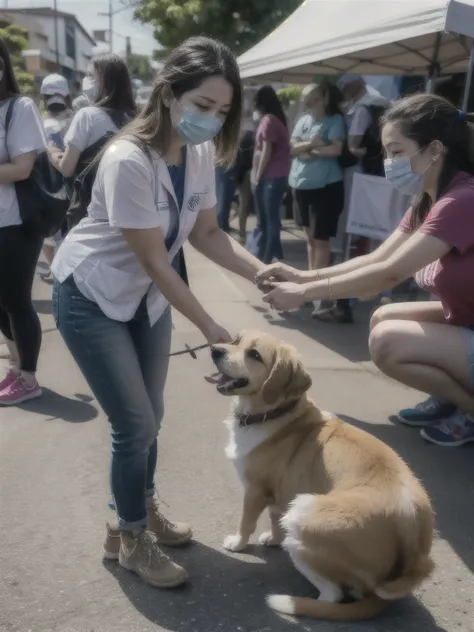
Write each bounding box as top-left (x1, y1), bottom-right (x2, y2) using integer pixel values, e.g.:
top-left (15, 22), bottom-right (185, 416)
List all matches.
top-left (98, 2), bottom-right (130, 56)
top-left (98, 0), bottom-right (114, 54)
top-left (54, 0), bottom-right (60, 70)
top-left (108, 0), bottom-right (113, 53)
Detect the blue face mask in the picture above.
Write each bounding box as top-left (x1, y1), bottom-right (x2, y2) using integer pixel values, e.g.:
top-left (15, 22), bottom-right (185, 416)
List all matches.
top-left (384, 148), bottom-right (439, 195)
top-left (383, 155), bottom-right (423, 195)
top-left (174, 104), bottom-right (223, 145)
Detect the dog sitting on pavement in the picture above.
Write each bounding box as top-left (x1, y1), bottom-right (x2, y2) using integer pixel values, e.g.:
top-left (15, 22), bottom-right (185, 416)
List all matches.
top-left (206, 330), bottom-right (435, 622)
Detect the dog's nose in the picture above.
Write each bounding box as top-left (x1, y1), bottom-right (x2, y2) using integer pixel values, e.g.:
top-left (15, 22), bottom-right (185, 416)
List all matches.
top-left (211, 346), bottom-right (225, 361)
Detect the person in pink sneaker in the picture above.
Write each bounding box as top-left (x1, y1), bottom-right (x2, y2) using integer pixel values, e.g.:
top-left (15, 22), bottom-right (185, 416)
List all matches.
top-left (0, 39), bottom-right (46, 405)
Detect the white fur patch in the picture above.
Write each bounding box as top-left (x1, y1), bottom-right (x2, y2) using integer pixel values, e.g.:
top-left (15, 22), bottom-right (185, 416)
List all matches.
top-left (399, 481), bottom-right (416, 518)
top-left (224, 410), bottom-right (291, 486)
top-left (266, 594), bottom-right (296, 614)
top-left (223, 534), bottom-right (247, 552)
top-left (281, 494), bottom-right (343, 603)
top-left (280, 493), bottom-right (316, 538)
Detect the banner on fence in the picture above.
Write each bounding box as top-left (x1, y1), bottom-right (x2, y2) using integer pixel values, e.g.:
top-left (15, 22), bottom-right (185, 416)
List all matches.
top-left (345, 173), bottom-right (410, 241)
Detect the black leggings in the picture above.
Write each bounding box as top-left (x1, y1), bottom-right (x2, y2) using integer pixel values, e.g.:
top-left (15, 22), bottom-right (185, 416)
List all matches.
top-left (0, 225), bottom-right (43, 372)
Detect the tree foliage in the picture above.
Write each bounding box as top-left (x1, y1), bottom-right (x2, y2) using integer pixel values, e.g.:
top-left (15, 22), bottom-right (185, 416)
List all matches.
top-left (0, 24), bottom-right (35, 93)
top-left (127, 53), bottom-right (154, 82)
top-left (134, 0), bottom-right (302, 58)
top-left (277, 86), bottom-right (302, 106)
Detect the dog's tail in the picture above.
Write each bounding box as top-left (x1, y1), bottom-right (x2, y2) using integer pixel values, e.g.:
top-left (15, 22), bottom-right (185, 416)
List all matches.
top-left (266, 594), bottom-right (389, 622)
top-left (375, 505), bottom-right (435, 601)
top-left (374, 554), bottom-right (434, 600)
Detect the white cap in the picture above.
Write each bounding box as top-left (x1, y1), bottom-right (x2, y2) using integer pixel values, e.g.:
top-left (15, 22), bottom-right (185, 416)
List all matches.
top-left (40, 73), bottom-right (69, 97)
top-left (337, 74), bottom-right (365, 90)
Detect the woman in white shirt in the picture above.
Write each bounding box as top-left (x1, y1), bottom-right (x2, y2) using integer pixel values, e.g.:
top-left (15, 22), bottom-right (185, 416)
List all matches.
top-left (52, 36), bottom-right (264, 588)
top-left (0, 39), bottom-right (47, 406)
top-left (49, 53), bottom-right (136, 181)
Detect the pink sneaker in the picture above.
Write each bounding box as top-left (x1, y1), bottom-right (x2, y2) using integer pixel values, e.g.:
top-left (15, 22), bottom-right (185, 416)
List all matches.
top-left (0, 376), bottom-right (42, 406)
top-left (0, 368), bottom-right (19, 392)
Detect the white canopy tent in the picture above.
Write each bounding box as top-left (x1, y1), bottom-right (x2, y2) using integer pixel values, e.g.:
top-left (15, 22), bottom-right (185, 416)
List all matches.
top-left (238, 0), bottom-right (474, 83)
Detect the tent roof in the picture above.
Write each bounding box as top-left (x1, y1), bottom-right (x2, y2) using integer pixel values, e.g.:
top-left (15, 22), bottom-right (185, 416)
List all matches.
top-left (238, 0), bottom-right (474, 82)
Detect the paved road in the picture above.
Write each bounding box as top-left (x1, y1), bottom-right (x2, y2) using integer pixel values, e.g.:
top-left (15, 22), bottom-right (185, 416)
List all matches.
top-left (1, 241), bottom-right (473, 632)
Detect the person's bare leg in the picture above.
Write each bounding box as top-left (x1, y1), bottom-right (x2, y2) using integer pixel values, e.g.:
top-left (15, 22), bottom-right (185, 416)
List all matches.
top-left (370, 301), bottom-right (446, 331)
top-left (5, 337), bottom-right (19, 371)
top-left (370, 320), bottom-right (474, 416)
top-left (313, 239), bottom-right (331, 270)
top-left (238, 173), bottom-right (251, 243)
top-left (302, 227), bottom-right (315, 271)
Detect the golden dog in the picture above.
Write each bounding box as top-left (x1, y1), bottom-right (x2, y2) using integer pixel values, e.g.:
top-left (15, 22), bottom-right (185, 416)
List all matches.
top-left (206, 330), bottom-right (434, 622)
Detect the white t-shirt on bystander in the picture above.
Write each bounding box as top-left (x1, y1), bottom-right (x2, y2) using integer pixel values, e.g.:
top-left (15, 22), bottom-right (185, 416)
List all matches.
top-left (64, 106), bottom-right (119, 152)
top-left (0, 96), bottom-right (47, 228)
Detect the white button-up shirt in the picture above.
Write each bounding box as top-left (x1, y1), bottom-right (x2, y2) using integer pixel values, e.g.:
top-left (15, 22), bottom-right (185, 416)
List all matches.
top-left (52, 139), bottom-right (216, 325)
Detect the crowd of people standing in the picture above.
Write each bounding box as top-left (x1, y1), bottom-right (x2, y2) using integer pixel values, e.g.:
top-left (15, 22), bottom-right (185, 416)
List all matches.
top-left (216, 73), bottom-right (391, 323)
top-left (1, 29), bottom-right (474, 593)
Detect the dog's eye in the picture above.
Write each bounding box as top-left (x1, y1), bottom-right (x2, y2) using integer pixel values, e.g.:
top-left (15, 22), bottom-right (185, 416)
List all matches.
top-left (247, 348), bottom-right (263, 362)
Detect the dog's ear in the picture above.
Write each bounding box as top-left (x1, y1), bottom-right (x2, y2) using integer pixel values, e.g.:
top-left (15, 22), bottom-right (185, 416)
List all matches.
top-left (262, 347), bottom-right (312, 405)
top-left (287, 358), bottom-right (312, 401)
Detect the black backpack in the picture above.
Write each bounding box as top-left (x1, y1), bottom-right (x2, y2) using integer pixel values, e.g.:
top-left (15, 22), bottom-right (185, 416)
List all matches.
top-left (5, 97), bottom-right (69, 237)
top-left (359, 104), bottom-right (387, 176)
top-left (338, 104), bottom-right (387, 175)
top-left (66, 108), bottom-right (129, 230)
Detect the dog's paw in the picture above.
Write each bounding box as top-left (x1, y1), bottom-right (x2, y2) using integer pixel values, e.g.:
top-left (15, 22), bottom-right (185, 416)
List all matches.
top-left (258, 531), bottom-right (282, 547)
top-left (223, 534), bottom-right (248, 552)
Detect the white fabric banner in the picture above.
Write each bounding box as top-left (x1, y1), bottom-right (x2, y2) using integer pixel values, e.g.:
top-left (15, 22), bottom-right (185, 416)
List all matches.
top-left (345, 173), bottom-right (410, 241)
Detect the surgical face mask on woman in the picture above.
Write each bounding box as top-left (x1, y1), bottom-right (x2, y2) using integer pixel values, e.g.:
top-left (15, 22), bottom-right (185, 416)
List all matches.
top-left (82, 76), bottom-right (99, 102)
top-left (173, 99), bottom-right (224, 145)
top-left (384, 148), bottom-right (440, 195)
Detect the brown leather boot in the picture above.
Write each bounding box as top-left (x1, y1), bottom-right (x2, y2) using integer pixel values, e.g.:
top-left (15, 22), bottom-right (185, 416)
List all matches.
top-left (146, 496), bottom-right (193, 546)
top-left (119, 530), bottom-right (188, 588)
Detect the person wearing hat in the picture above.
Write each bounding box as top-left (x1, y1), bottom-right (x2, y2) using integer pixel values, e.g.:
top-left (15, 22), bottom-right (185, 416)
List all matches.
top-left (40, 74), bottom-right (74, 283)
top-left (41, 73), bottom-right (73, 149)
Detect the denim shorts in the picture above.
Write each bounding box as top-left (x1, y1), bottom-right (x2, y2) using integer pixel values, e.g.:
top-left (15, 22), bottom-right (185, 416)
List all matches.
top-left (461, 326), bottom-right (474, 391)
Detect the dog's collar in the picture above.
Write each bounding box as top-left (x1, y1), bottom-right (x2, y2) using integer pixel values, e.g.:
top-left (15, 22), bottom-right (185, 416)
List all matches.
top-left (236, 399), bottom-right (299, 428)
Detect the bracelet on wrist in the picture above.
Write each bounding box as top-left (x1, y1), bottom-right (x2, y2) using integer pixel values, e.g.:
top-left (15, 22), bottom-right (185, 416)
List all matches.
top-left (327, 277), bottom-right (333, 301)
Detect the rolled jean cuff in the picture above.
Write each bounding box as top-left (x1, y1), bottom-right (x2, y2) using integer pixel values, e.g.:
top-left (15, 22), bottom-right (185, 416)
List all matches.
top-left (118, 514), bottom-right (148, 532)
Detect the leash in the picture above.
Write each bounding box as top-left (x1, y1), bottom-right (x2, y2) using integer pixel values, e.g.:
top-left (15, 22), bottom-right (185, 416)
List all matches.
top-left (169, 343), bottom-right (210, 359)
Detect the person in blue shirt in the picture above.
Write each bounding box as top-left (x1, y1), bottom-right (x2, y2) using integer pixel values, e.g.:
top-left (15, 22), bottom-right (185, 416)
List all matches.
top-left (289, 82), bottom-right (352, 322)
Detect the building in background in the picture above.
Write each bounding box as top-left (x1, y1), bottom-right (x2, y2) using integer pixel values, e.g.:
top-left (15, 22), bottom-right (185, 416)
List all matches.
top-left (0, 7), bottom-right (95, 93)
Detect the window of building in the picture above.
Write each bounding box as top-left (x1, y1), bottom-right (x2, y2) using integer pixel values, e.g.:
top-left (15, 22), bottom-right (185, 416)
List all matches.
top-left (65, 20), bottom-right (76, 61)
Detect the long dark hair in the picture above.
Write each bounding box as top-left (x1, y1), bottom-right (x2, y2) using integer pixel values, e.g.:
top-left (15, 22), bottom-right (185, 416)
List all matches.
top-left (91, 53), bottom-right (136, 117)
top-left (381, 94), bottom-right (474, 229)
top-left (0, 38), bottom-right (20, 99)
top-left (255, 85), bottom-right (287, 128)
top-left (111, 37), bottom-right (242, 167)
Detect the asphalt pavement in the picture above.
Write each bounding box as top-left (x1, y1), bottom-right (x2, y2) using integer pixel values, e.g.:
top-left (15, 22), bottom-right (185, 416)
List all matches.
top-left (1, 230), bottom-right (473, 632)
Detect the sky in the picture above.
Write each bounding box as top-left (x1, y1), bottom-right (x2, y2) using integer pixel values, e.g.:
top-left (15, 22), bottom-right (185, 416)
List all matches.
top-left (8, 0), bottom-right (159, 56)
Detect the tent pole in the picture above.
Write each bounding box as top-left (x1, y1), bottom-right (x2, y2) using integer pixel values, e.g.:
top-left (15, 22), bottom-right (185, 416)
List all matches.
top-left (425, 32), bottom-right (442, 93)
top-left (462, 41), bottom-right (474, 111)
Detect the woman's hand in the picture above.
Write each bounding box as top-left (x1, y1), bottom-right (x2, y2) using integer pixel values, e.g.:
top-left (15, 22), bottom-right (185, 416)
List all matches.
top-left (262, 282), bottom-right (307, 312)
top-left (202, 320), bottom-right (233, 345)
top-left (255, 262), bottom-right (305, 284)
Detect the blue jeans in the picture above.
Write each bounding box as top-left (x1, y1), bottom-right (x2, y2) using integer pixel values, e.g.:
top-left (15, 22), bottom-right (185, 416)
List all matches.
top-left (253, 177), bottom-right (287, 263)
top-left (52, 275), bottom-right (172, 531)
top-left (216, 165), bottom-right (237, 232)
